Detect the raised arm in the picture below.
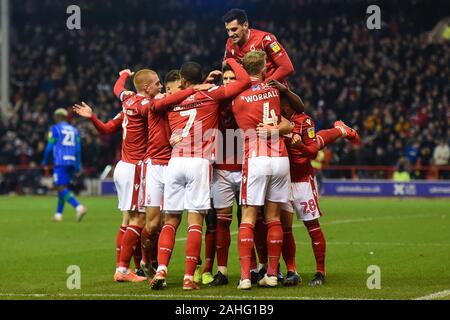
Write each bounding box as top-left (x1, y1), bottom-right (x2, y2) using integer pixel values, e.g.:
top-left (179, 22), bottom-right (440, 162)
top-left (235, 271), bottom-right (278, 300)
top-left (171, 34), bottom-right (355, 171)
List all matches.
top-left (222, 59), bottom-right (251, 98)
top-left (262, 35), bottom-right (294, 81)
top-left (114, 69), bottom-right (135, 101)
top-left (268, 79), bottom-right (304, 114)
top-left (73, 102), bottom-right (123, 135)
top-left (151, 88), bottom-right (196, 112)
top-left (267, 53), bottom-right (294, 82)
top-left (208, 59), bottom-right (251, 102)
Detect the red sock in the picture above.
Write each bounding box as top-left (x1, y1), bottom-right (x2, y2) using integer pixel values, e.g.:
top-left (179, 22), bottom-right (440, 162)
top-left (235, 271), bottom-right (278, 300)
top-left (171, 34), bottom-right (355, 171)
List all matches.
top-left (119, 225), bottom-right (142, 269)
top-left (157, 224), bottom-right (176, 267)
top-left (317, 128), bottom-right (342, 149)
top-left (250, 247), bottom-right (257, 270)
top-left (306, 221), bottom-right (326, 275)
top-left (254, 217), bottom-right (268, 264)
top-left (266, 220), bottom-right (283, 276)
top-left (216, 215), bottom-right (232, 268)
top-left (133, 238), bottom-right (142, 269)
top-left (238, 223), bottom-right (254, 280)
top-left (204, 225), bottom-right (216, 273)
top-left (282, 226), bottom-right (297, 272)
top-left (140, 227), bottom-right (152, 265)
top-left (185, 224), bottom-right (203, 277)
top-left (151, 231), bottom-right (160, 263)
top-left (116, 226), bottom-right (127, 267)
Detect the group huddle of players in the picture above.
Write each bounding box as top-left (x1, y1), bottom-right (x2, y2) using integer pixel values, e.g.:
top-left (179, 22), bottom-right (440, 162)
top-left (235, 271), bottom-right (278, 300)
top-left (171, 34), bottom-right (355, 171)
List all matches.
top-left (70, 8), bottom-right (360, 290)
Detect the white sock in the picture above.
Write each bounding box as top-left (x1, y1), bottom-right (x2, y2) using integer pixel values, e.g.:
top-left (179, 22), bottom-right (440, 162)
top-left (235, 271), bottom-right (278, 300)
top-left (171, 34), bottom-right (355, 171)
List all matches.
top-left (117, 267), bottom-right (129, 274)
top-left (156, 265), bottom-right (167, 273)
top-left (258, 263), bottom-right (267, 271)
top-left (218, 266), bottom-right (228, 276)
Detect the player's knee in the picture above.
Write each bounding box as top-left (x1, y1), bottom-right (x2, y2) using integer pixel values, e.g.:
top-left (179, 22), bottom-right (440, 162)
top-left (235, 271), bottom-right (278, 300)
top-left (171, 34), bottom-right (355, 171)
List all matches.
top-left (146, 218), bottom-right (161, 234)
top-left (303, 218), bottom-right (320, 228)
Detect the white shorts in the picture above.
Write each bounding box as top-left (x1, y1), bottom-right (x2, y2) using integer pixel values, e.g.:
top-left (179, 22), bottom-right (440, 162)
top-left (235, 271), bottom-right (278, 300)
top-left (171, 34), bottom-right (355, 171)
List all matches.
top-left (163, 157), bottom-right (212, 213)
top-left (113, 160), bottom-right (145, 213)
top-left (143, 160), bottom-right (167, 208)
top-left (241, 156), bottom-right (291, 206)
top-left (211, 169), bottom-right (242, 209)
top-left (281, 176), bottom-right (323, 221)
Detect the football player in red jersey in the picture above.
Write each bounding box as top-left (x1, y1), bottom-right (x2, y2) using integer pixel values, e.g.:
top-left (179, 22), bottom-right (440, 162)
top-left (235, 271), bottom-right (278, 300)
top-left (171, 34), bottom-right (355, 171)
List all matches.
top-left (74, 69), bottom-right (207, 283)
top-left (223, 8), bottom-right (294, 83)
top-left (202, 65), bottom-right (263, 286)
top-left (258, 80), bottom-right (360, 287)
top-left (150, 58), bottom-right (251, 291)
top-left (114, 69), bottom-right (211, 283)
top-left (231, 51), bottom-right (295, 290)
top-left (73, 100), bottom-right (149, 278)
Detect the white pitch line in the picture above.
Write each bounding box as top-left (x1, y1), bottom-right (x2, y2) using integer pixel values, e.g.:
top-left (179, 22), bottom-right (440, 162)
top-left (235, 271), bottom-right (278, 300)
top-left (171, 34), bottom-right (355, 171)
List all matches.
top-left (177, 213), bottom-right (446, 241)
top-left (0, 293), bottom-right (375, 300)
top-left (413, 290), bottom-right (450, 300)
top-left (296, 241), bottom-right (450, 247)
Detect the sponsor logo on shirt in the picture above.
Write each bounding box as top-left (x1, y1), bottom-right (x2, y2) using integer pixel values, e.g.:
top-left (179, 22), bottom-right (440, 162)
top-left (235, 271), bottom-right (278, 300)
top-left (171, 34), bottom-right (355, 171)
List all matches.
top-left (307, 127), bottom-right (316, 139)
top-left (269, 42), bottom-right (281, 53)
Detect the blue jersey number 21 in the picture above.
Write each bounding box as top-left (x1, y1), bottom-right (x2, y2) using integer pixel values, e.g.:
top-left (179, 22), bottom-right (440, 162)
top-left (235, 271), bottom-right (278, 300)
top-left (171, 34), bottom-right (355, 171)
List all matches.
top-left (62, 129), bottom-right (76, 146)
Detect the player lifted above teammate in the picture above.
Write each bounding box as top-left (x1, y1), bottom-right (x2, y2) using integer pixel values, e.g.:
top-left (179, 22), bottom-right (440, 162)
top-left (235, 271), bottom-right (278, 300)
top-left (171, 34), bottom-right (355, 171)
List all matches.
top-left (223, 8), bottom-right (294, 83)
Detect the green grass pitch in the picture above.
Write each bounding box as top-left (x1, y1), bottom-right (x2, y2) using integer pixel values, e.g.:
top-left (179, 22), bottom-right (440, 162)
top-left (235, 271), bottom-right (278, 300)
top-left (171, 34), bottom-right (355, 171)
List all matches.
top-left (0, 196), bottom-right (449, 300)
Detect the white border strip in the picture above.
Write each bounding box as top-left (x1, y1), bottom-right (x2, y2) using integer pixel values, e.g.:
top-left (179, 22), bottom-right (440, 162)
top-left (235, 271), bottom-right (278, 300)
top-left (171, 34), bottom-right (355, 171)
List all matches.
top-left (413, 290), bottom-right (450, 300)
top-left (0, 293), bottom-right (375, 300)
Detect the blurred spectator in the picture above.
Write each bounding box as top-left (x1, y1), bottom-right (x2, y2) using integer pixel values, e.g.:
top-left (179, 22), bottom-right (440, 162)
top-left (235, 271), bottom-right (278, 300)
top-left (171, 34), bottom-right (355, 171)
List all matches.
top-left (433, 139), bottom-right (450, 178)
top-left (393, 158), bottom-right (411, 182)
top-left (0, 0), bottom-right (448, 193)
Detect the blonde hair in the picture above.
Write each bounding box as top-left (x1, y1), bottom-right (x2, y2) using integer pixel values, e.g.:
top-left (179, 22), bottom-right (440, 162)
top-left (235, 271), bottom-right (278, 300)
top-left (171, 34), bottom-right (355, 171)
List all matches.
top-left (133, 69), bottom-right (157, 92)
top-left (242, 51), bottom-right (266, 76)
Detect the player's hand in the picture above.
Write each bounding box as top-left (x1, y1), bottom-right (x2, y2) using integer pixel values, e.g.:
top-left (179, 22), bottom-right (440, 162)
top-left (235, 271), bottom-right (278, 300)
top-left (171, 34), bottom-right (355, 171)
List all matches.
top-left (267, 79), bottom-right (288, 93)
top-left (291, 134), bottom-right (303, 147)
top-left (193, 83), bottom-right (215, 92)
top-left (169, 134), bottom-right (183, 147)
top-left (205, 70), bottom-right (222, 83)
top-left (256, 123), bottom-right (279, 138)
top-left (119, 69), bottom-right (135, 77)
top-left (73, 102), bottom-right (93, 118)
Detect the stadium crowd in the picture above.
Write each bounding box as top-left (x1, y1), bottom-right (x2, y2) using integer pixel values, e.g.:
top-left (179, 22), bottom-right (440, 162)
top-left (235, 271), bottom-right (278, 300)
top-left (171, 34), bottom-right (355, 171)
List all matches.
top-left (0, 0), bottom-right (448, 193)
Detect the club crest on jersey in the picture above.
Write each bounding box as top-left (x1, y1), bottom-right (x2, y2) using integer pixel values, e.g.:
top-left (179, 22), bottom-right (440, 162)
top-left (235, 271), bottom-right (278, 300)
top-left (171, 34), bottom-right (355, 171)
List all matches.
top-left (270, 42), bottom-right (281, 53)
top-left (250, 44), bottom-right (256, 51)
top-left (307, 127), bottom-right (316, 138)
top-left (231, 49), bottom-right (235, 56)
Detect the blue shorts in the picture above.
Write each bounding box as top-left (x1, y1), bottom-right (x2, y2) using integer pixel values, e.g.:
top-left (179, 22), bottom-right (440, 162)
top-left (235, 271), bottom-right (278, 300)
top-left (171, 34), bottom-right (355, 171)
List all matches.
top-left (53, 166), bottom-right (76, 187)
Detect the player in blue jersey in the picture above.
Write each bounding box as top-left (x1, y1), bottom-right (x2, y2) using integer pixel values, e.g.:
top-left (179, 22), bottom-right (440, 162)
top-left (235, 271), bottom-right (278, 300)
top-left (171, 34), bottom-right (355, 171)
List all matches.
top-left (42, 108), bottom-right (87, 222)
